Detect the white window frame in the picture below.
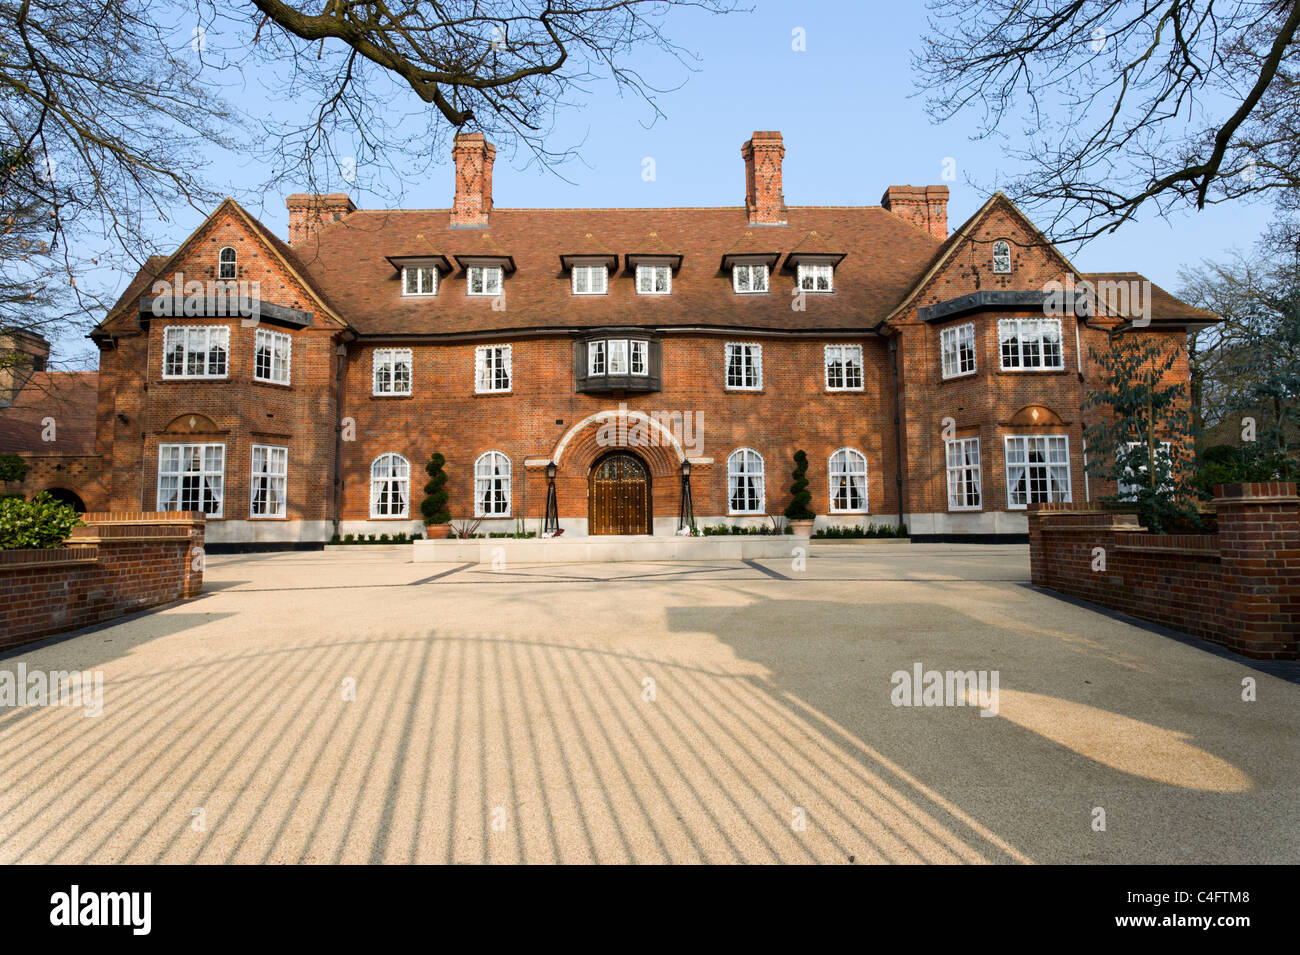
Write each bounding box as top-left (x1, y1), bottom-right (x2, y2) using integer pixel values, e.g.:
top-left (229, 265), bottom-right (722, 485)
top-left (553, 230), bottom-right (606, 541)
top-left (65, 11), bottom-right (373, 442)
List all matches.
top-left (475, 344), bottom-right (512, 393)
top-left (725, 342), bottom-right (763, 391)
top-left (402, 266), bottom-right (438, 296)
top-left (254, 328), bottom-right (292, 385)
top-left (636, 264), bottom-right (672, 295)
top-left (588, 340), bottom-right (606, 376)
top-left (467, 265), bottom-right (503, 297)
top-left (369, 453), bottom-right (410, 518)
top-left (998, 318), bottom-right (1065, 371)
top-left (1117, 440), bottom-right (1174, 499)
top-left (992, 240), bottom-right (1012, 274)
top-left (945, 437), bottom-right (982, 511)
top-left (157, 443), bottom-right (225, 517)
top-left (828, 448), bottom-right (869, 513)
top-left (162, 325), bottom-right (230, 379)
top-left (630, 340), bottom-right (649, 376)
top-left (940, 323), bottom-right (978, 379)
top-left (372, 347), bottom-right (413, 396)
top-left (1004, 435), bottom-right (1072, 509)
top-left (797, 263), bottom-right (834, 293)
top-left (732, 263), bottom-right (769, 294)
top-left (474, 450), bottom-right (512, 517)
top-left (571, 265), bottom-right (608, 295)
top-left (824, 344), bottom-right (864, 391)
top-left (218, 246), bottom-right (237, 280)
top-left (249, 444), bottom-right (288, 518)
top-left (727, 448), bottom-right (766, 515)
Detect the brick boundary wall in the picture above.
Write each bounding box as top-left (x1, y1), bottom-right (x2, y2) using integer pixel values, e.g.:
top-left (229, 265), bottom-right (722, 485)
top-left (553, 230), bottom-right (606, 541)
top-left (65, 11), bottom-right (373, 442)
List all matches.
top-left (0, 511), bottom-right (205, 651)
top-left (1027, 483), bottom-right (1299, 659)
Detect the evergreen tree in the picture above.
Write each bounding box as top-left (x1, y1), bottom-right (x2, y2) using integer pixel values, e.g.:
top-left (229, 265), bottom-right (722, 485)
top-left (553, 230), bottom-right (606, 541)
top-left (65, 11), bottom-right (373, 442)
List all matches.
top-left (420, 453), bottom-right (450, 525)
top-left (783, 449), bottom-right (815, 521)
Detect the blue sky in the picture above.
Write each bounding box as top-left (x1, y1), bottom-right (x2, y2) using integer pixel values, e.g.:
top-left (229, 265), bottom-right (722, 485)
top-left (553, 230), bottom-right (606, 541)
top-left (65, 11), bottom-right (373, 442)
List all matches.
top-left (61, 0), bottom-right (1275, 362)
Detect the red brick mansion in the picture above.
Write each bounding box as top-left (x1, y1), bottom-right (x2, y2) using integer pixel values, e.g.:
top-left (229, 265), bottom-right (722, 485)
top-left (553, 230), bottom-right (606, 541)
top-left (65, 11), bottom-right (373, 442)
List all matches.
top-left (1, 131), bottom-right (1215, 546)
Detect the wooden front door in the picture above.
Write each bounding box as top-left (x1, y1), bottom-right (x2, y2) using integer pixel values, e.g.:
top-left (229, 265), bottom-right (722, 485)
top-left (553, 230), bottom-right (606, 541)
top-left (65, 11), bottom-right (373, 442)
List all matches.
top-left (588, 453), bottom-right (651, 535)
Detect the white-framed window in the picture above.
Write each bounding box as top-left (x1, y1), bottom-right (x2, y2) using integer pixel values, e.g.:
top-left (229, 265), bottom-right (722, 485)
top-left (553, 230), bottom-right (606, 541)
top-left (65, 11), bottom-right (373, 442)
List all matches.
top-left (250, 444), bottom-right (288, 518)
top-left (402, 266), bottom-right (438, 296)
top-left (372, 347), bottom-right (413, 395)
top-left (162, 325), bottom-right (229, 379)
top-left (829, 448), bottom-right (868, 513)
top-left (572, 265), bottom-right (608, 295)
top-left (636, 264), bottom-right (671, 295)
top-left (467, 265), bottom-right (503, 297)
top-left (218, 246), bottom-right (237, 280)
top-left (825, 344), bottom-right (864, 390)
top-left (946, 437), bottom-right (982, 511)
top-left (157, 443), bottom-right (224, 517)
top-left (254, 328), bottom-right (291, 384)
top-left (588, 340), bottom-right (606, 376)
top-left (369, 453), bottom-right (410, 518)
top-left (475, 344), bottom-right (512, 393)
top-left (630, 340), bottom-right (648, 375)
top-left (1117, 440), bottom-right (1174, 498)
top-left (998, 318), bottom-right (1064, 370)
top-left (725, 342), bottom-right (762, 390)
top-left (1005, 435), bottom-right (1071, 508)
top-left (474, 450), bottom-right (512, 517)
top-left (727, 448), bottom-right (765, 514)
top-left (732, 263), bottom-right (769, 294)
top-left (797, 263), bottom-right (834, 292)
top-left (940, 323), bottom-right (977, 379)
top-left (607, 339), bottom-right (629, 375)
top-left (992, 240), bottom-right (1012, 274)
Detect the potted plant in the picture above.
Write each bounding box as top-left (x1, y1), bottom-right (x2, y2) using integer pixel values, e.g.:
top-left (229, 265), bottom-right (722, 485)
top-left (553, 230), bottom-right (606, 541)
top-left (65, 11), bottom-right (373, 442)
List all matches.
top-left (420, 452), bottom-right (452, 539)
top-left (783, 449), bottom-right (816, 537)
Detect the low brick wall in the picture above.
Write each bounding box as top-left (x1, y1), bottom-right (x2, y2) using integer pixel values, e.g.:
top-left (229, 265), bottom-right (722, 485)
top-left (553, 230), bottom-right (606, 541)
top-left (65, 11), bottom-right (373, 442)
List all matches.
top-left (1028, 483), bottom-right (1299, 659)
top-left (0, 511), bottom-right (205, 651)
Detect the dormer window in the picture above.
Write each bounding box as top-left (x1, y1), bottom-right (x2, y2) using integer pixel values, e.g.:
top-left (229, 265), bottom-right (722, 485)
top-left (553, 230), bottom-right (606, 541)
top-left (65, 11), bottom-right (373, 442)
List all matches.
top-left (992, 240), bottom-right (1012, 274)
top-left (218, 247), bottom-right (236, 280)
top-left (402, 266), bottom-right (438, 296)
top-left (468, 265), bottom-right (503, 297)
top-left (636, 265), bottom-right (671, 295)
top-left (572, 265), bottom-right (608, 295)
top-left (732, 264), bottom-right (769, 293)
top-left (797, 263), bottom-right (834, 292)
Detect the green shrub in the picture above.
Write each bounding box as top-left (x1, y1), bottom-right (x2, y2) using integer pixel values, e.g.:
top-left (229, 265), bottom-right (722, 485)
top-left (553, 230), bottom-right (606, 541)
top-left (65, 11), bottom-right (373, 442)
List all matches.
top-left (343, 533), bottom-right (355, 543)
top-left (379, 533), bottom-right (390, 543)
top-left (814, 523), bottom-right (909, 539)
top-left (0, 492), bottom-right (82, 550)
top-left (700, 524), bottom-right (775, 536)
top-left (421, 452), bottom-right (451, 525)
top-left (1193, 444), bottom-right (1290, 500)
top-left (0, 453), bottom-right (28, 484)
top-left (783, 449), bottom-right (815, 521)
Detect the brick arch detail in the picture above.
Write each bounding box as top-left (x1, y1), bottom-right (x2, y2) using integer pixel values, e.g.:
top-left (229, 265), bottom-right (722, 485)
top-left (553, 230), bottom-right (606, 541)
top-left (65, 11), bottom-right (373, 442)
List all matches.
top-left (550, 410), bottom-right (685, 479)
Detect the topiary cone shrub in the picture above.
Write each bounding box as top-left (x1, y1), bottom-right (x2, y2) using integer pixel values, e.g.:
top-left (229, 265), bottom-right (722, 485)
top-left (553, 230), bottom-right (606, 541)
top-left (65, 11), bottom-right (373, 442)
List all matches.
top-left (783, 449), bottom-right (816, 523)
top-left (421, 453), bottom-right (451, 537)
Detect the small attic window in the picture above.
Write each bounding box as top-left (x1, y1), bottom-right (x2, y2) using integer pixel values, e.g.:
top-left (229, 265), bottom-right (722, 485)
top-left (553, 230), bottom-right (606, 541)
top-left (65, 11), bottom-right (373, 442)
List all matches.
top-left (218, 246), bottom-right (236, 280)
top-left (992, 240), bottom-right (1012, 274)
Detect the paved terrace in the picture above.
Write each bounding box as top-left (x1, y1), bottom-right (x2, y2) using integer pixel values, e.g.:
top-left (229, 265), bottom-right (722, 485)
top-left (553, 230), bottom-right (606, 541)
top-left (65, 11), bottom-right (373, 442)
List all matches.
top-left (0, 544), bottom-right (1296, 864)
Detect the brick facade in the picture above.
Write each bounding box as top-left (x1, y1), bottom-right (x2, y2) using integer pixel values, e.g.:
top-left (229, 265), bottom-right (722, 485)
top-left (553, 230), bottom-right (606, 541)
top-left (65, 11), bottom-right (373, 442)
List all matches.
top-left (52, 131), bottom-right (1214, 545)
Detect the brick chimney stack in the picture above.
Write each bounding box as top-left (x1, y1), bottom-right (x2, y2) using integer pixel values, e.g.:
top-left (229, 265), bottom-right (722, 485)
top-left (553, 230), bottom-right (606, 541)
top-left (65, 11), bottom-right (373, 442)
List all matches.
top-left (880, 185), bottom-right (949, 240)
top-left (742, 131), bottom-right (787, 225)
top-left (0, 328), bottom-right (50, 407)
top-left (451, 132), bottom-right (496, 228)
top-left (286, 193), bottom-right (356, 245)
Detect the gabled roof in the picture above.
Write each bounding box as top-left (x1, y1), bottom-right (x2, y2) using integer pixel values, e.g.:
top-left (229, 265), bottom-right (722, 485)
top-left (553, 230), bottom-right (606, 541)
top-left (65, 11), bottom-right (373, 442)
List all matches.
top-left (719, 231), bottom-right (781, 269)
top-left (288, 206), bottom-right (944, 336)
top-left (559, 233), bottom-right (619, 271)
top-left (783, 230), bottom-right (846, 268)
top-left (93, 198), bottom-right (348, 338)
top-left (0, 371), bottom-right (98, 454)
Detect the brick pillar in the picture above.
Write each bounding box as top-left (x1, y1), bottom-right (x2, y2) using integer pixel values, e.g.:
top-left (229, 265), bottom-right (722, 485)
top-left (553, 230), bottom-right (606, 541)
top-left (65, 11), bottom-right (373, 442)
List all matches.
top-left (182, 513), bottom-right (207, 598)
top-left (1214, 482), bottom-right (1299, 659)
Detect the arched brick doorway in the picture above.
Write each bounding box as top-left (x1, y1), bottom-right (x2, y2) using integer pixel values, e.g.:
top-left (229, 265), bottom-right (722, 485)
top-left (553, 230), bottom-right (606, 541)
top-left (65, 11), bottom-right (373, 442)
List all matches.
top-left (588, 451), bottom-right (651, 535)
top-left (43, 488), bottom-right (86, 513)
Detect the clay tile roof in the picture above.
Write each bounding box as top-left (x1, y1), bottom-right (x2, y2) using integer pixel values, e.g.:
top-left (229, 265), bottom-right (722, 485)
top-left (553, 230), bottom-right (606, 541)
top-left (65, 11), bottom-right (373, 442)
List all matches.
top-left (784, 230), bottom-right (846, 268)
top-left (1082, 272), bottom-right (1220, 324)
top-left (559, 233), bottom-right (619, 271)
top-left (453, 232), bottom-right (516, 272)
top-left (625, 231), bottom-right (684, 271)
top-left (720, 231), bottom-right (782, 269)
top-left (0, 371), bottom-right (99, 454)
top-left (385, 233), bottom-right (452, 273)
